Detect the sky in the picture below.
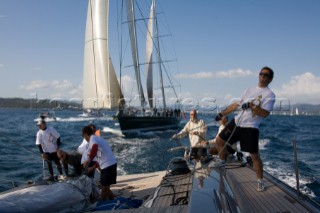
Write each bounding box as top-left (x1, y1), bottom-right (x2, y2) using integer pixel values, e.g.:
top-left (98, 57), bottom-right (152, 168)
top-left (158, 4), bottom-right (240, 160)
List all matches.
top-left (1, 0), bottom-right (320, 107)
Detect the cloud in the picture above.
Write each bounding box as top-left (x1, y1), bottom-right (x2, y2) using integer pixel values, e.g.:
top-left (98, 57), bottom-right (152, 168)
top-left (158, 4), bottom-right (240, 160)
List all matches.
top-left (0, 64), bottom-right (4, 72)
top-left (177, 72), bottom-right (215, 79)
top-left (275, 72), bottom-right (320, 104)
top-left (20, 80), bottom-right (82, 99)
top-left (22, 80), bottom-right (50, 90)
top-left (52, 80), bottom-right (73, 89)
top-left (215, 69), bottom-right (254, 78)
top-left (175, 68), bottom-right (254, 79)
top-left (120, 75), bottom-right (135, 96)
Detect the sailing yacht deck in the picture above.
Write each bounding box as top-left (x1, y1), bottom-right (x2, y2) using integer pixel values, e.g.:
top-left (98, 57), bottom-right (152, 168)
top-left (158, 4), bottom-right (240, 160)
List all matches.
top-left (96, 163), bottom-right (319, 213)
top-left (226, 165), bottom-right (317, 213)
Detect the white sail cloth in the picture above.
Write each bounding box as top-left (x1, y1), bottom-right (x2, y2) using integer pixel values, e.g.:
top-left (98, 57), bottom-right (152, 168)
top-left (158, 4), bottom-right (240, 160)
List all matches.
top-left (0, 176), bottom-right (99, 213)
top-left (83, 0), bottom-right (123, 110)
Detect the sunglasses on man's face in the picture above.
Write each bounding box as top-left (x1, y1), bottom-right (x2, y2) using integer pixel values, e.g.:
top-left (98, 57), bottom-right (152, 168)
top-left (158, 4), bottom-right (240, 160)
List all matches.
top-left (259, 72), bottom-right (270, 78)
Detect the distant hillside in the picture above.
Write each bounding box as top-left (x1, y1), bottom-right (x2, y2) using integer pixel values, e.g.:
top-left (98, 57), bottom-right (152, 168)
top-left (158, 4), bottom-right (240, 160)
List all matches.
top-left (0, 98), bottom-right (82, 109)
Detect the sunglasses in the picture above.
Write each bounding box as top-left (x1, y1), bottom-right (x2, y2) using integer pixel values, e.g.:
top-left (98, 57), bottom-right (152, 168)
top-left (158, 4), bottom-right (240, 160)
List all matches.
top-left (259, 72), bottom-right (270, 78)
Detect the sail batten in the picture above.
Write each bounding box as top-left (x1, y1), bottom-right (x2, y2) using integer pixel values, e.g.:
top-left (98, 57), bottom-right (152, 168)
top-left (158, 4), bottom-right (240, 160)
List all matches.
top-left (83, 0), bottom-right (123, 110)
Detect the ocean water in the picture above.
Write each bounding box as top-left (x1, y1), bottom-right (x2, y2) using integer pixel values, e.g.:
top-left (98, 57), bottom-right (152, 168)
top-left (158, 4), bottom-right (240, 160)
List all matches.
top-left (0, 108), bottom-right (319, 204)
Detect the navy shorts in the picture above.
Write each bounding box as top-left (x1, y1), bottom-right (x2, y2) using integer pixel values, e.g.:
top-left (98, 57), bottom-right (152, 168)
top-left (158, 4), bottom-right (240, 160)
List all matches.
top-left (219, 119), bottom-right (259, 153)
top-left (190, 147), bottom-right (207, 160)
top-left (100, 163), bottom-right (117, 186)
top-left (46, 152), bottom-right (61, 165)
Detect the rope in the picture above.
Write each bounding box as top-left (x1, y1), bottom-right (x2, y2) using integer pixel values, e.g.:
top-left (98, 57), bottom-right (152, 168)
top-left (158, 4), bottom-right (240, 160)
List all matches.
top-left (217, 110), bottom-right (245, 157)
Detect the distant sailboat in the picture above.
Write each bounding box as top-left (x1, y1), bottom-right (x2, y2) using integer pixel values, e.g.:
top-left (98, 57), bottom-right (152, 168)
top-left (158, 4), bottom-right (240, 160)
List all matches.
top-left (295, 107), bottom-right (299, 115)
top-left (82, 0), bottom-right (181, 134)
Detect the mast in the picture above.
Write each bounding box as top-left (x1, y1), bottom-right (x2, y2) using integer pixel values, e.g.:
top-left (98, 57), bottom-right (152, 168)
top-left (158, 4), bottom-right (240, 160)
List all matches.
top-left (153, 0), bottom-right (166, 109)
top-left (126, 0), bottom-right (146, 108)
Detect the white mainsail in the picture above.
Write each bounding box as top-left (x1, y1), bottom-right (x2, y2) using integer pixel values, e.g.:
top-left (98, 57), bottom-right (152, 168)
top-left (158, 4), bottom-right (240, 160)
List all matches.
top-left (83, 0), bottom-right (123, 109)
top-left (146, 0), bottom-right (154, 109)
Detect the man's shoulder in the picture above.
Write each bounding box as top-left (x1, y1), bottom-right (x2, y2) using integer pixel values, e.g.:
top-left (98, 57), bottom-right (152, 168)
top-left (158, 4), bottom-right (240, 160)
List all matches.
top-left (261, 87), bottom-right (275, 98)
top-left (46, 126), bottom-right (55, 131)
top-left (91, 135), bottom-right (104, 143)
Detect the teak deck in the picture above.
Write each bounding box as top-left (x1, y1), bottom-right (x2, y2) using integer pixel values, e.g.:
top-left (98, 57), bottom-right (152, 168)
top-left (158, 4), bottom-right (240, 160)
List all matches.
top-left (226, 165), bottom-right (316, 213)
top-left (96, 165), bottom-right (319, 213)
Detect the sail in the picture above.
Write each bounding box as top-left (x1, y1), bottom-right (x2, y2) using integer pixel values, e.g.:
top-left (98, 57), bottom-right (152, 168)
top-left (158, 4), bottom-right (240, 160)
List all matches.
top-left (126, 0), bottom-right (146, 108)
top-left (83, 0), bottom-right (123, 109)
top-left (146, 0), bottom-right (154, 109)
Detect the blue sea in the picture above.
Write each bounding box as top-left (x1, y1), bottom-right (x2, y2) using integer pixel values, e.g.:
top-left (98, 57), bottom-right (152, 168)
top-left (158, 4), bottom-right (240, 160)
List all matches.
top-left (0, 108), bottom-right (319, 204)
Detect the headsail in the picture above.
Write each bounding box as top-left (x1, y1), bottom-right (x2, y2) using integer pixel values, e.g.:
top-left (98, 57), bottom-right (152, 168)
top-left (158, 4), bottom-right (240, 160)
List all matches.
top-left (146, 0), bottom-right (154, 109)
top-left (83, 0), bottom-right (123, 110)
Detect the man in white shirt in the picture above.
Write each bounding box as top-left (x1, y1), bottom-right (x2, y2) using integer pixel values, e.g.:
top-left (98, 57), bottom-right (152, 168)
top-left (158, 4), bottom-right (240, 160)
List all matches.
top-left (78, 124), bottom-right (99, 177)
top-left (82, 126), bottom-right (117, 200)
top-left (36, 120), bottom-right (64, 181)
top-left (213, 66), bottom-right (276, 192)
top-left (172, 109), bottom-right (207, 159)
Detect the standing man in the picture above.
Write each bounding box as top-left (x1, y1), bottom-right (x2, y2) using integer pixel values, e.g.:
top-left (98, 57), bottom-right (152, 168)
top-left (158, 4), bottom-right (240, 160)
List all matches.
top-left (172, 109), bottom-right (207, 159)
top-left (82, 126), bottom-right (117, 200)
top-left (36, 120), bottom-right (64, 181)
top-left (213, 66), bottom-right (275, 192)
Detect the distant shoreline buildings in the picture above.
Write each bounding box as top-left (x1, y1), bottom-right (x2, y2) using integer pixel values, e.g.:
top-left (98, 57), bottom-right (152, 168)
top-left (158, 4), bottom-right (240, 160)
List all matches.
top-left (0, 97), bottom-right (320, 116)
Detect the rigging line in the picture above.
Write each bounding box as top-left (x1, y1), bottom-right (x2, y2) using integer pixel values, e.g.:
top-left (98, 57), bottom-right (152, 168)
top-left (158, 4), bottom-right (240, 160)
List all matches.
top-left (134, 0), bottom-right (166, 70)
top-left (217, 110), bottom-right (245, 157)
top-left (135, 0), bottom-right (180, 102)
top-left (153, 12), bottom-right (179, 101)
top-left (0, 133), bottom-right (51, 163)
top-left (0, 179), bottom-right (17, 188)
top-left (175, 121), bottom-right (229, 149)
top-left (118, 1), bottom-right (129, 108)
top-left (127, 0), bottom-right (146, 106)
top-left (117, 0), bottom-right (123, 94)
top-left (89, 0), bottom-right (99, 109)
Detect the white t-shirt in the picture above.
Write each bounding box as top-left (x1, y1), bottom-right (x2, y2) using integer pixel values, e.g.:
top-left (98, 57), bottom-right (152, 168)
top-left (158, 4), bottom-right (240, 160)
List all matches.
top-left (212, 124), bottom-right (226, 142)
top-left (80, 138), bottom-right (98, 164)
top-left (235, 86), bottom-right (275, 128)
top-left (35, 127), bottom-right (60, 153)
top-left (83, 135), bottom-right (116, 169)
top-left (78, 138), bottom-right (87, 154)
top-left (177, 119), bottom-right (207, 147)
